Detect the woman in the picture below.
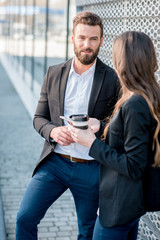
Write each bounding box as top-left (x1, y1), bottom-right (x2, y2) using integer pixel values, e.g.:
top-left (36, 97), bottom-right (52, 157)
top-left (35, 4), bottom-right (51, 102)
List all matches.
top-left (70, 31), bottom-right (160, 240)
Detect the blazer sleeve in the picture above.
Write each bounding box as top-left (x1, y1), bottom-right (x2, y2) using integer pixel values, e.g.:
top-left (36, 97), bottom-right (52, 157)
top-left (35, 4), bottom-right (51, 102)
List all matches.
top-left (33, 67), bottom-right (58, 143)
top-left (89, 98), bottom-right (151, 180)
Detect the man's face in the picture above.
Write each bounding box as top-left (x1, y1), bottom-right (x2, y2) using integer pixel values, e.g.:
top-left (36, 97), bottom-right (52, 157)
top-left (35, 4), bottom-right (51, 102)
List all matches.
top-left (72, 24), bottom-right (103, 65)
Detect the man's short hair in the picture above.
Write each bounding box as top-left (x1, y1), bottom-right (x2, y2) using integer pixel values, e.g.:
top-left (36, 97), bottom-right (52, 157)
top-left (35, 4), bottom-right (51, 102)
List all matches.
top-left (73, 11), bottom-right (103, 37)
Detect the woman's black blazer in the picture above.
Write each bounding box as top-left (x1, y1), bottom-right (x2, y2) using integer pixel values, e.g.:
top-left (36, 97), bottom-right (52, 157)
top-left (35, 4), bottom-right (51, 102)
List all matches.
top-left (89, 94), bottom-right (154, 227)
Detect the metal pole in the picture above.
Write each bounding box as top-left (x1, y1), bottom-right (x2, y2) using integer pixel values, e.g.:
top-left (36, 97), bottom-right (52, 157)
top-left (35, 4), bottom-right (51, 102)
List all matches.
top-left (17, 0), bottom-right (21, 67)
top-left (5, 1), bottom-right (8, 55)
top-left (65, 0), bottom-right (70, 61)
top-left (23, 0), bottom-right (27, 79)
top-left (44, 0), bottom-right (49, 75)
top-left (31, 0), bottom-right (36, 90)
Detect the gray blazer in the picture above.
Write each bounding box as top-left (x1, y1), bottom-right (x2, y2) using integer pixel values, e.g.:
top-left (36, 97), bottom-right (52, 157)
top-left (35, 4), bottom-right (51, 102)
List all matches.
top-left (89, 95), bottom-right (154, 227)
top-left (33, 57), bottom-right (119, 176)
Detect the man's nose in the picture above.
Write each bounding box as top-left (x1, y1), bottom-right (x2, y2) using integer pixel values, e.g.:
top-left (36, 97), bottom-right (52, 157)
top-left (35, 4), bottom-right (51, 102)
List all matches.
top-left (84, 39), bottom-right (90, 48)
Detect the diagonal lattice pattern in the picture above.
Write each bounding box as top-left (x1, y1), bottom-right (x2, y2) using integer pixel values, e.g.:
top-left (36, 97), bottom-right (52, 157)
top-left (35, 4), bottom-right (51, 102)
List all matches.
top-left (76, 0), bottom-right (160, 82)
top-left (76, 0), bottom-right (160, 239)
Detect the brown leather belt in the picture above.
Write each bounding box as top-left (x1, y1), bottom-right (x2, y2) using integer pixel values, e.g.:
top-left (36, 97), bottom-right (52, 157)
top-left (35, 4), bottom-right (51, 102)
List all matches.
top-left (56, 153), bottom-right (95, 163)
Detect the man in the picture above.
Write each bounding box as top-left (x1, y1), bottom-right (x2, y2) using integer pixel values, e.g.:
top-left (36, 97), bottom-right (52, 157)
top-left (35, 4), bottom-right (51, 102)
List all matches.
top-left (16, 11), bottom-right (119, 240)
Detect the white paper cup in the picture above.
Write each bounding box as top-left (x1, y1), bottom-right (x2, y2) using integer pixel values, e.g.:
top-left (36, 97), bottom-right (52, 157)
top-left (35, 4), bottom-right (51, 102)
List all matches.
top-left (69, 114), bottom-right (89, 129)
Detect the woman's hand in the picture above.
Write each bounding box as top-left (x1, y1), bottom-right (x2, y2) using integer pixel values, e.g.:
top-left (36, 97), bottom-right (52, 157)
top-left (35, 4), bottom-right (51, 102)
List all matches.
top-left (70, 126), bottom-right (96, 148)
top-left (88, 118), bottom-right (100, 133)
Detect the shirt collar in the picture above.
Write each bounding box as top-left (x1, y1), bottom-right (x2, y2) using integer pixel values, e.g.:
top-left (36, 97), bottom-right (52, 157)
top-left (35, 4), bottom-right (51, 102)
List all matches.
top-left (68, 57), bottom-right (97, 78)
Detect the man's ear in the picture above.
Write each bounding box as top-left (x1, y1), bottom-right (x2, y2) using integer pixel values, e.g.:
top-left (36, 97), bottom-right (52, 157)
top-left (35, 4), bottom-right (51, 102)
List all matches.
top-left (72, 34), bottom-right (74, 44)
top-left (100, 37), bottom-right (103, 47)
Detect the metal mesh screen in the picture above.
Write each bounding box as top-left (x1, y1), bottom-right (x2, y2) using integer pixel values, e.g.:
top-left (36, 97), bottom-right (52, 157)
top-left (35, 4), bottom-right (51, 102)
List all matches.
top-left (76, 0), bottom-right (160, 82)
top-left (76, 0), bottom-right (160, 239)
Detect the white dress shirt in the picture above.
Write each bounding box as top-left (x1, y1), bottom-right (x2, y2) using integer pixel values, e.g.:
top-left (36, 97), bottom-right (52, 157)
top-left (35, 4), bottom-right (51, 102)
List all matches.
top-left (54, 58), bottom-right (96, 160)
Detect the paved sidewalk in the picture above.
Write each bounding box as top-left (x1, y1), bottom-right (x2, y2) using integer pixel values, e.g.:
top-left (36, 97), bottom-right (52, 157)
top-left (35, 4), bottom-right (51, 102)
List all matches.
top-left (1, 57), bottom-right (160, 240)
top-left (0, 61), bottom-right (78, 240)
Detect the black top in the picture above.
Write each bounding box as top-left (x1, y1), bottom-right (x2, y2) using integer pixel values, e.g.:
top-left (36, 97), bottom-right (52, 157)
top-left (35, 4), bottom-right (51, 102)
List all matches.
top-left (89, 95), bottom-right (154, 227)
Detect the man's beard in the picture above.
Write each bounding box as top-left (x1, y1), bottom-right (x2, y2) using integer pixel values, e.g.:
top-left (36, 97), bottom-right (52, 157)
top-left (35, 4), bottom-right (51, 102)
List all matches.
top-left (74, 44), bottom-right (100, 65)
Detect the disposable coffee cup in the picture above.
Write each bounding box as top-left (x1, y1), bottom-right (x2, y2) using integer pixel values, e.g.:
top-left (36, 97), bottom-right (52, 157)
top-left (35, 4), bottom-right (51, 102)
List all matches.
top-left (69, 114), bottom-right (89, 129)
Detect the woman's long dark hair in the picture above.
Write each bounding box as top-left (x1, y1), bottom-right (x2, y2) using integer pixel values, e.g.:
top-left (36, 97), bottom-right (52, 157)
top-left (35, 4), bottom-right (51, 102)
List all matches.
top-left (104, 31), bottom-right (160, 167)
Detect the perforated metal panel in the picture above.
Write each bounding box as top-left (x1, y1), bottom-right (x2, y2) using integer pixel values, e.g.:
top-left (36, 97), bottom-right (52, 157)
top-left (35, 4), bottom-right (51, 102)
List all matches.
top-left (76, 0), bottom-right (160, 239)
top-left (76, 0), bottom-right (160, 82)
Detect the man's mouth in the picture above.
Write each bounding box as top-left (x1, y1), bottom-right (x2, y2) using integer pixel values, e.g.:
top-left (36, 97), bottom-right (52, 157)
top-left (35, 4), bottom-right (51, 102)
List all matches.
top-left (81, 49), bottom-right (93, 54)
top-left (83, 51), bottom-right (92, 54)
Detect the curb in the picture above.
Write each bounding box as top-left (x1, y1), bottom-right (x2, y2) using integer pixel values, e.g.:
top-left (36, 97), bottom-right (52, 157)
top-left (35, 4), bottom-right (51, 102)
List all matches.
top-left (0, 189), bottom-right (6, 240)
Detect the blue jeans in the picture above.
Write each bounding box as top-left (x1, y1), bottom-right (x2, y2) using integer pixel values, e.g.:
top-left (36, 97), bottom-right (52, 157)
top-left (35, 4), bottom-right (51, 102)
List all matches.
top-left (16, 153), bottom-right (100, 240)
top-left (93, 216), bottom-right (139, 240)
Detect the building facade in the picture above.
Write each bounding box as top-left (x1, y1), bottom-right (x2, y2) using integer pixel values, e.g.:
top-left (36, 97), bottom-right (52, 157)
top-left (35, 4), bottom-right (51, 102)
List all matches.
top-left (0, 0), bottom-right (76, 90)
top-left (0, 0), bottom-right (160, 239)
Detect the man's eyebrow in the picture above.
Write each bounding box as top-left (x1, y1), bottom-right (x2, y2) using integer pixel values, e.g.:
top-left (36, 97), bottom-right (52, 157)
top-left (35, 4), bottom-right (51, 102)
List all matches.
top-left (78, 35), bottom-right (85, 37)
top-left (90, 36), bottom-right (99, 39)
top-left (78, 35), bottom-right (99, 39)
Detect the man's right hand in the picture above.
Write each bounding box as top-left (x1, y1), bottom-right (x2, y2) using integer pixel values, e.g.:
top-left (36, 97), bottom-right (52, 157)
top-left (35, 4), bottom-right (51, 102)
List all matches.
top-left (50, 126), bottom-right (74, 146)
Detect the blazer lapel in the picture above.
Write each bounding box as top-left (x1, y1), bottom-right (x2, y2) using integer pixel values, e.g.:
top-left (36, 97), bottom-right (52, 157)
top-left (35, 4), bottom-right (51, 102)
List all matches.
top-left (88, 58), bottom-right (105, 116)
top-left (59, 59), bottom-right (72, 116)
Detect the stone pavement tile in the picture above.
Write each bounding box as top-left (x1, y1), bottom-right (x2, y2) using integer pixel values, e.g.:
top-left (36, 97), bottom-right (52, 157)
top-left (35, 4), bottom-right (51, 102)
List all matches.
top-left (0, 61), bottom-right (78, 240)
top-left (0, 188), bottom-right (6, 240)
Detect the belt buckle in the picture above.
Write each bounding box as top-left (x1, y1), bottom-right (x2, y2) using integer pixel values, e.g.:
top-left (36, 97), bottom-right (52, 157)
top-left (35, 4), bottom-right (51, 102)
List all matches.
top-left (70, 156), bottom-right (76, 163)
